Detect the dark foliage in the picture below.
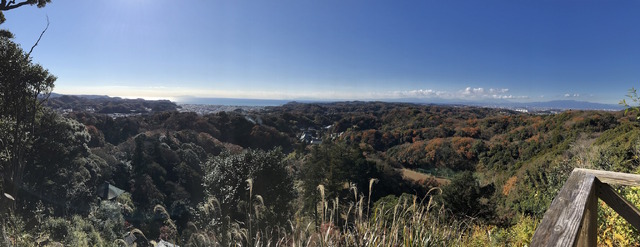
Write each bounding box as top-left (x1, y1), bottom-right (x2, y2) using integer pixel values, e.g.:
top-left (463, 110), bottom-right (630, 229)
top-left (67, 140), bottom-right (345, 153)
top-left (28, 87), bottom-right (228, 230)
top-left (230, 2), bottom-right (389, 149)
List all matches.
top-left (202, 148), bottom-right (296, 228)
top-left (440, 171), bottom-right (495, 221)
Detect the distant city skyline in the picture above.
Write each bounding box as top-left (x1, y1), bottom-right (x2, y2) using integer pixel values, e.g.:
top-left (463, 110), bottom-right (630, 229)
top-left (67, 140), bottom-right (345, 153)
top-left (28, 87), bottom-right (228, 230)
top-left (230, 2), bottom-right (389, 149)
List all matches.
top-left (4, 1), bottom-right (640, 104)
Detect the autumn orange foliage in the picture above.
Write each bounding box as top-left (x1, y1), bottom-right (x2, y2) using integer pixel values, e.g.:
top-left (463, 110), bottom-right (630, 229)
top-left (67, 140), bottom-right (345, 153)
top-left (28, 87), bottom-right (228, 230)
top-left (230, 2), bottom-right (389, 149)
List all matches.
top-left (503, 176), bottom-right (518, 196)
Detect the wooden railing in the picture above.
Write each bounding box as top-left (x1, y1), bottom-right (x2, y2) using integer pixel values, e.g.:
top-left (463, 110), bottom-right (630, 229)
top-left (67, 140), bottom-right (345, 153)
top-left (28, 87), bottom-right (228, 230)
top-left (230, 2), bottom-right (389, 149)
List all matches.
top-left (531, 168), bottom-right (640, 246)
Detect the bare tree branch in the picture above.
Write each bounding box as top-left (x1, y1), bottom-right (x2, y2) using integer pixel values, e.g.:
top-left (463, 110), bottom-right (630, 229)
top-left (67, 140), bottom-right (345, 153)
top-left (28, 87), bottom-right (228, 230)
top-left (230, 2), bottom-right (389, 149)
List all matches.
top-left (27, 15), bottom-right (47, 57)
top-left (1, 0), bottom-right (33, 11)
top-left (35, 80), bottom-right (53, 109)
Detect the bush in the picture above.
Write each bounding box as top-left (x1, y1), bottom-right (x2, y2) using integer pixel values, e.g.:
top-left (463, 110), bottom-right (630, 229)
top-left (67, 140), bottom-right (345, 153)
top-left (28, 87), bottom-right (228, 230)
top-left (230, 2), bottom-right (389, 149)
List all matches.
top-left (201, 148), bottom-right (295, 230)
top-left (441, 171), bottom-right (495, 221)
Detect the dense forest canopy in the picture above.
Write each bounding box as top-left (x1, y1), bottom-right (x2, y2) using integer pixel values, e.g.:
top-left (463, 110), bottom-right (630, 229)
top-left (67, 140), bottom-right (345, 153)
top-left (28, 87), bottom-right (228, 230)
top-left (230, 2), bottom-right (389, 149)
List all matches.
top-left (4, 88), bottom-right (640, 245)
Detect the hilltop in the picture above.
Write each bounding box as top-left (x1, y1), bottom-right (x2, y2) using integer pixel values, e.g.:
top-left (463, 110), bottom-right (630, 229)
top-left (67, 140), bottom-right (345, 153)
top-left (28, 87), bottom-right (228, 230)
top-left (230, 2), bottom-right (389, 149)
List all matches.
top-left (45, 94), bottom-right (179, 114)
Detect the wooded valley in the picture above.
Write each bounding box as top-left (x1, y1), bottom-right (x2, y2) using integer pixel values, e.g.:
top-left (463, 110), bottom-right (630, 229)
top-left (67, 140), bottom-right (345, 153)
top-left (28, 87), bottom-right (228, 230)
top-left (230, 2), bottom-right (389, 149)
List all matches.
top-left (3, 95), bottom-right (640, 246)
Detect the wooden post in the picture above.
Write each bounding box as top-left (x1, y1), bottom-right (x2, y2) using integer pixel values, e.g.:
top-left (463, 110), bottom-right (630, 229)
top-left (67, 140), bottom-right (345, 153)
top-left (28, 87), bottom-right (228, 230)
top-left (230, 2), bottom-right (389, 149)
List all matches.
top-left (532, 168), bottom-right (640, 245)
top-left (577, 178), bottom-right (598, 247)
top-left (531, 170), bottom-right (596, 246)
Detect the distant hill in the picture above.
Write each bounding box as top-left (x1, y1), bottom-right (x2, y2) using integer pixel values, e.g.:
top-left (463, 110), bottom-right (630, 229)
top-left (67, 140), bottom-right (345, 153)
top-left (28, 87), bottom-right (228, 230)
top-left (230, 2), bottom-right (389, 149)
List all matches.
top-left (49, 92), bottom-right (111, 100)
top-left (46, 94), bottom-right (178, 113)
top-left (385, 98), bottom-right (623, 111)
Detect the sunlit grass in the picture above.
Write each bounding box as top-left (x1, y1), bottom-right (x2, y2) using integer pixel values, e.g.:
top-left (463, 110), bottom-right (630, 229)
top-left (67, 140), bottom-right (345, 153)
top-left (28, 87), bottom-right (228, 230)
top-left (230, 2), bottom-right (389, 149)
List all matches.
top-left (185, 181), bottom-right (476, 246)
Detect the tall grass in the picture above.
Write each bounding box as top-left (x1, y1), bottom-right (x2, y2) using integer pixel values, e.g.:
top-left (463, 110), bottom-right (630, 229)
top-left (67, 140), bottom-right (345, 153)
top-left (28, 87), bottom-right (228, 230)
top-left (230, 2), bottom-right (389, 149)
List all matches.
top-left (0, 182), bottom-right (480, 246)
top-left (186, 181), bottom-right (476, 246)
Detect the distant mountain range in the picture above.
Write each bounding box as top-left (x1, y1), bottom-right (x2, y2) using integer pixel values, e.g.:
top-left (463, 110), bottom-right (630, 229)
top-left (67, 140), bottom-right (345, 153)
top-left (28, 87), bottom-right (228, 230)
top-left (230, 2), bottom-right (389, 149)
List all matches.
top-left (49, 92), bottom-right (112, 100)
top-left (46, 93), bottom-right (178, 113)
top-left (174, 96), bottom-right (294, 106)
top-left (480, 100), bottom-right (623, 111)
top-left (49, 93), bottom-right (624, 111)
top-left (371, 98), bottom-right (623, 111)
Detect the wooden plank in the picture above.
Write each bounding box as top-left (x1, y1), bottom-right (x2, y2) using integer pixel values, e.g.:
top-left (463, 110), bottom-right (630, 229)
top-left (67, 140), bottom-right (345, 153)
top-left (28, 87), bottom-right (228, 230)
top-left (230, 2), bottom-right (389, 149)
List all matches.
top-left (576, 168), bottom-right (640, 187)
top-left (597, 181), bottom-right (640, 231)
top-left (531, 169), bottom-right (596, 247)
top-left (577, 178), bottom-right (598, 247)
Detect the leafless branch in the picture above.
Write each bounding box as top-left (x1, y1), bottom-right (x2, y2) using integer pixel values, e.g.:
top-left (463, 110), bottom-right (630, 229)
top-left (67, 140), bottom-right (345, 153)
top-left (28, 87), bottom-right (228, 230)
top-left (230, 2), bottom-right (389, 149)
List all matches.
top-left (27, 15), bottom-right (48, 57)
top-left (1, 0), bottom-right (32, 11)
top-left (35, 87), bottom-right (51, 109)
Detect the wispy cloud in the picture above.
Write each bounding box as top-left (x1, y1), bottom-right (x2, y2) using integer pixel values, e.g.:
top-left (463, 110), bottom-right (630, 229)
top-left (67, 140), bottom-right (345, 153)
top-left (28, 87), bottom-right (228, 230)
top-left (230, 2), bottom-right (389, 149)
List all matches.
top-left (391, 87), bottom-right (528, 100)
top-left (459, 87), bottom-right (524, 99)
top-left (564, 93), bottom-right (580, 97)
top-left (391, 89), bottom-right (447, 98)
top-left (489, 88), bottom-right (510, 94)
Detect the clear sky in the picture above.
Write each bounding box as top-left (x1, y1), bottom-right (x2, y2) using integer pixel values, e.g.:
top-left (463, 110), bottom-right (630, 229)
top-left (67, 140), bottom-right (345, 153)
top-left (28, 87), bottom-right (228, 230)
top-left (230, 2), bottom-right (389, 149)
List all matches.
top-left (3, 0), bottom-right (640, 103)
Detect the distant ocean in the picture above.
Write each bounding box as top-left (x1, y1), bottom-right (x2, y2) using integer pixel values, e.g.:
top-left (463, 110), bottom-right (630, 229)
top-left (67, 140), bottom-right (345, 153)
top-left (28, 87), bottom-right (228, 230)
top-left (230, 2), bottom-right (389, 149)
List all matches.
top-left (175, 97), bottom-right (304, 106)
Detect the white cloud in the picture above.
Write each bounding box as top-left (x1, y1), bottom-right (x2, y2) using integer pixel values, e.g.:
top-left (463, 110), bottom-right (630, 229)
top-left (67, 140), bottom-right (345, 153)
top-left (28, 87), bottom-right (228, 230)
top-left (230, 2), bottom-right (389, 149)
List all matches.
top-left (457, 87), bottom-right (518, 99)
top-left (492, 94), bottom-right (529, 99)
top-left (461, 87), bottom-right (484, 95)
top-left (564, 93), bottom-right (580, 97)
top-left (489, 88), bottom-right (509, 94)
top-left (393, 89), bottom-right (447, 98)
top-left (391, 86), bottom-right (528, 100)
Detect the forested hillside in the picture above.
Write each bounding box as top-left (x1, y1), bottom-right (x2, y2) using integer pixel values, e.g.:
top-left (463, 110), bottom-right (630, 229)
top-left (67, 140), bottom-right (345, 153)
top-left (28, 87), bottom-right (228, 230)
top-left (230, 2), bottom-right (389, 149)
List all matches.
top-left (4, 93), bottom-right (640, 246)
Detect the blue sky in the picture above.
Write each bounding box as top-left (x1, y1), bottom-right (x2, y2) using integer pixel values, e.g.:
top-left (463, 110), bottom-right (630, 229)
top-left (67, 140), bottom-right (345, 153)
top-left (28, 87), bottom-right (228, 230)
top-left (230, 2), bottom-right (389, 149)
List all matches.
top-left (3, 0), bottom-right (640, 103)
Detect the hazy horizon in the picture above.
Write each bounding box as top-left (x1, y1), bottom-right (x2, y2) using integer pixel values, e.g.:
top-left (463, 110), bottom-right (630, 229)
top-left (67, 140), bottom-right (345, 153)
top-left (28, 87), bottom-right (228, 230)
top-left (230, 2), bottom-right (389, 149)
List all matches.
top-left (49, 92), bottom-right (624, 110)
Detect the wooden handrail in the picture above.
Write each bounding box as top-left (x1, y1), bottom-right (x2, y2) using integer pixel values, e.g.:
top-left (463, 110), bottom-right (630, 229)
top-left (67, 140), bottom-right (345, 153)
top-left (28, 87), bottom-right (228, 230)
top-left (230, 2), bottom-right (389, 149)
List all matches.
top-left (531, 168), bottom-right (640, 246)
top-left (574, 168), bottom-right (640, 186)
top-left (597, 182), bottom-right (640, 229)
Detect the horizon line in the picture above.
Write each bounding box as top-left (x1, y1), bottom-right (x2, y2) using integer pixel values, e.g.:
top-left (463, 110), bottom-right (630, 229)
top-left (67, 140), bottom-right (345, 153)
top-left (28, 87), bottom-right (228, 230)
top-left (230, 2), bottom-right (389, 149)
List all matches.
top-left (50, 92), bottom-right (624, 109)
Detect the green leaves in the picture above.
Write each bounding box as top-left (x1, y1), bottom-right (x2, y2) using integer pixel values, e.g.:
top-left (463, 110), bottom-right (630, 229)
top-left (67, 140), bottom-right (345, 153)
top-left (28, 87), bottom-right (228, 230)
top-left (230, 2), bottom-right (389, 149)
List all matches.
top-left (201, 148), bottom-right (295, 229)
top-left (0, 33), bottom-right (56, 215)
top-left (620, 87), bottom-right (640, 120)
top-left (440, 171), bottom-right (495, 220)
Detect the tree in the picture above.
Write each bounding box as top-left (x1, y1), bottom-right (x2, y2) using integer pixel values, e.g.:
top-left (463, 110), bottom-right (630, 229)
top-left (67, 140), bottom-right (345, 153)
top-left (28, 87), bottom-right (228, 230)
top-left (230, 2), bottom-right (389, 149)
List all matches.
top-left (0, 0), bottom-right (50, 11)
top-left (301, 142), bottom-right (377, 217)
top-left (201, 148), bottom-right (295, 230)
top-left (440, 171), bottom-right (495, 221)
top-left (0, 0), bottom-right (52, 38)
top-left (620, 87), bottom-right (640, 120)
top-left (0, 34), bottom-right (56, 209)
top-left (23, 110), bottom-right (100, 215)
top-left (0, 10), bottom-right (8, 38)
